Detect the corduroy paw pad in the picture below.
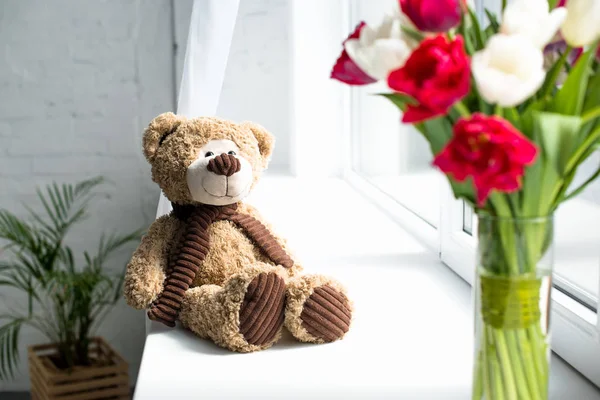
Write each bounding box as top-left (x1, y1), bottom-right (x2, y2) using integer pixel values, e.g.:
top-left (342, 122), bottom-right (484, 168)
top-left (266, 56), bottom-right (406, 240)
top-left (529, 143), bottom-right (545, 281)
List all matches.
top-left (239, 272), bottom-right (286, 346)
top-left (300, 285), bottom-right (351, 342)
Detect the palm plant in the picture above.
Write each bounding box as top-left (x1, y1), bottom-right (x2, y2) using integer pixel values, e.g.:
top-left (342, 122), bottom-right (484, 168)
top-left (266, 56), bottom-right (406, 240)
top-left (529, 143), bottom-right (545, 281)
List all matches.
top-left (0, 177), bottom-right (143, 379)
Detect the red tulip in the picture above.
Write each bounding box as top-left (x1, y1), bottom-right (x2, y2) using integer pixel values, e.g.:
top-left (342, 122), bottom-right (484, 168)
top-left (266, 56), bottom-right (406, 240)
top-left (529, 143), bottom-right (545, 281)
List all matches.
top-left (400, 0), bottom-right (463, 32)
top-left (433, 114), bottom-right (538, 206)
top-left (387, 34), bottom-right (470, 123)
top-left (331, 22), bottom-right (377, 86)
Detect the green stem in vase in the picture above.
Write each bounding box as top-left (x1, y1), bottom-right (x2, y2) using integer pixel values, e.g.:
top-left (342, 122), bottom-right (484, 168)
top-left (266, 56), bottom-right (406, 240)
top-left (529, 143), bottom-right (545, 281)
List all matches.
top-left (473, 348), bottom-right (484, 399)
top-left (493, 329), bottom-right (518, 400)
top-left (482, 345), bottom-right (492, 399)
top-left (474, 211), bottom-right (552, 399)
top-left (489, 330), bottom-right (505, 399)
top-left (515, 330), bottom-right (543, 400)
top-left (505, 332), bottom-right (532, 399)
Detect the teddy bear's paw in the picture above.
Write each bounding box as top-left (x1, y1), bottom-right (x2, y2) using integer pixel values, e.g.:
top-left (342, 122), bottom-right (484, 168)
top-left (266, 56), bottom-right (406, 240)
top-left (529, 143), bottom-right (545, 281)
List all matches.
top-left (299, 285), bottom-right (352, 343)
top-left (238, 272), bottom-right (286, 347)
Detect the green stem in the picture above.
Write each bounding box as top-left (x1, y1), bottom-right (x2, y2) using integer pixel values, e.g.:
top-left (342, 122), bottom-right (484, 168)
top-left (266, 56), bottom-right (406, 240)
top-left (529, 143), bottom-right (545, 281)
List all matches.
top-left (473, 349), bottom-right (483, 399)
top-left (529, 325), bottom-right (549, 399)
top-left (505, 332), bottom-right (532, 399)
top-left (493, 329), bottom-right (518, 400)
top-left (516, 330), bottom-right (543, 400)
top-left (565, 125), bottom-right (600, 172)
top-left (564, 165), bottom-right (600, 202)
top-left (490, 329), bottom-right (506, 399)
top-left (454, 101), bottom-right (471, 118)
top-left (482, 342), bottom-right (492, 399)
top-left (494, 104), bottom-right (503, 117)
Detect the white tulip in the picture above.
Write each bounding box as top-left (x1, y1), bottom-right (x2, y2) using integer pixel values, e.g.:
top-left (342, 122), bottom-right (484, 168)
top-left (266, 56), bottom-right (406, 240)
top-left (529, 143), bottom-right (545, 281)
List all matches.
top-left (344, 15), bottom-right (413, 81)
top-left (561, 0), bottom-right (600, 47)
top-left (501, 0), bottom-right (567, 48)
top-left (472, 34), bottom-right (546, 107)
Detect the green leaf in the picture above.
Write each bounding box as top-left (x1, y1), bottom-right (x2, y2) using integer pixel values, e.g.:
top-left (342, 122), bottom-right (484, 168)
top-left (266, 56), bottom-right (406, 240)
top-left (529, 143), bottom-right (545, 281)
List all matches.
top-left (0, 318), bottom-right (25, 380)
top-left (547, 0), bottom-right (560, 8)
top-left (484, 9), bottom-right (500, 34)
top-left (539, 48), bottom-right (570, 100)
top-left (551, 45), bottom-right (596, 115)
top-left (581, 105), bottom-right (600, 124)
top-left (419, 116), bottom-right (453, 154)
top-left (449, 178), bottom-right (476, 204)
top-left (582, 69), bottom-right (600, 115)
top-left (458, 14), bottom-right (476, 55)
top-left (467, 8), bottom-right (485, 50)
top-left (401, 26), bottom-right (424, 43)
top-left (0, 211), bottom-right (36, 250)
top-left (535, 112), bottom-right (583, 175)
top-left (565, 125), bottom-right (600, 172)
top-left (564, 165), bottom-right (600, 202)
top-left (503, 107), bottom-right (522, 131)
top-left (377, 93), bottom-right (417, 112)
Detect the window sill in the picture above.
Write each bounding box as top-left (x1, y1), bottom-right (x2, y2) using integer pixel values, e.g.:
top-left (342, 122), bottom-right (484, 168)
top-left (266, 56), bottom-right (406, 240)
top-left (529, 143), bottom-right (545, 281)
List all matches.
top-left (135, 177), bottom-right (600, 399)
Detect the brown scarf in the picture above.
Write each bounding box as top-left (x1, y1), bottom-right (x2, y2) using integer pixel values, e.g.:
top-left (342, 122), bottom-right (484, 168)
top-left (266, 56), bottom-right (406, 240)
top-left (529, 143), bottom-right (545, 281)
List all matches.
top-left (147, 203), bottom-right (294, 327)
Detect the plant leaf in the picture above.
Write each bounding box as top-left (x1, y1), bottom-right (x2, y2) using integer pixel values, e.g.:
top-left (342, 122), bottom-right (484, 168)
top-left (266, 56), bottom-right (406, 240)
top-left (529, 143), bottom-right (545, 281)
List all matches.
top-left (0, 317), bottom-right (25, 380)
top-left (551, 45), bottom-right (596, 115)
top-left (377, 93), bottom-right (417, 111)
top-left (467, 8), bottom-right (485, 50)
top-left (484, 9), bottom-right (500, 34)
top-left (582, 68), bottom-right (600, 115)
top-left (535, 112), bottom-right (583, 175)
top-left (564, 164), bottom-right (600, 202)
top-left (418, 116), bottom-right (453, 154)
top-left (449, 178), bottom-right (476, 204)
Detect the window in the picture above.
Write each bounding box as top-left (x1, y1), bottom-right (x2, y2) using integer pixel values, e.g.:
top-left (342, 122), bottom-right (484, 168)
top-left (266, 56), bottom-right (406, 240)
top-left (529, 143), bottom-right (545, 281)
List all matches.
top-left (343, 0), bottom-right (600, 388)
top-left (350, 82), bottom-right (441, 229)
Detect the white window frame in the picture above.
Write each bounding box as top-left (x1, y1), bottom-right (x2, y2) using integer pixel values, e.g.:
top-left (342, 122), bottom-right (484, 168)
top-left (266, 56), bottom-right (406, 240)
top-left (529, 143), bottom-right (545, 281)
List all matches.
top-left (340, 0), bottom-right (600, 388)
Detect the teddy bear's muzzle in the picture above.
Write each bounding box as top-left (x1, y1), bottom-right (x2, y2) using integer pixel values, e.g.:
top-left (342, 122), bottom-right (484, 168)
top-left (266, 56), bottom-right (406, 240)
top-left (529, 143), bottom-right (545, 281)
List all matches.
top-left (207, 153), bottom-right (241, 177)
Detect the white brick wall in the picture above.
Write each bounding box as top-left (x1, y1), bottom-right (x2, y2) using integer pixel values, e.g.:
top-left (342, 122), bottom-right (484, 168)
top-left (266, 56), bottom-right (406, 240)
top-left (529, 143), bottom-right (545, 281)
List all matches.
top-left (0, 0), bottom-right (293, 391)
top-left (0, 0), bottom-right (175, 391)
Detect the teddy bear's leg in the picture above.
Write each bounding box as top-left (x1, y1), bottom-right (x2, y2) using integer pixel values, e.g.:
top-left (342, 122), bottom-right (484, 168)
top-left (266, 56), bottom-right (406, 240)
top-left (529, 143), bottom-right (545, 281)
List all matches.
top-left (179, 264), bottom-right (287, 352)
top-left (285, 275), bottom-right (353, 344)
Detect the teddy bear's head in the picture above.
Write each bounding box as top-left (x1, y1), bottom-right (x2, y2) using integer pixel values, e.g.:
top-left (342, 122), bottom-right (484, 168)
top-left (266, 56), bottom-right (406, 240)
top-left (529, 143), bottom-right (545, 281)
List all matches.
top-left (142, 112), bottom-right (274, 206)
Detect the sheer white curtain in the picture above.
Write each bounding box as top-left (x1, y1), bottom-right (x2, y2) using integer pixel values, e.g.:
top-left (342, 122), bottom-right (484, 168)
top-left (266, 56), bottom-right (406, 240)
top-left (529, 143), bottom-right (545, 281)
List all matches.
top-left (155, 0), bottom-right (240, 218)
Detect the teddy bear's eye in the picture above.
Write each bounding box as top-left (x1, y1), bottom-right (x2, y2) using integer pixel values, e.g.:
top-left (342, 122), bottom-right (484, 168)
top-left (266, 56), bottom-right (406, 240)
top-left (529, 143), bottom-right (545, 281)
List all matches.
top-left (205, 151), bottom-right (214, 157)
top-left (228, 151), bottom-right (236, 156)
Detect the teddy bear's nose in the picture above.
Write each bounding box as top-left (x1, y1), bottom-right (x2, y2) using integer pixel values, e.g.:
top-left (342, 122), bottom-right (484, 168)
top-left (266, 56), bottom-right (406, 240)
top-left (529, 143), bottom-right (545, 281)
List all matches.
top-left (207, 153), bottom-right (241, 177)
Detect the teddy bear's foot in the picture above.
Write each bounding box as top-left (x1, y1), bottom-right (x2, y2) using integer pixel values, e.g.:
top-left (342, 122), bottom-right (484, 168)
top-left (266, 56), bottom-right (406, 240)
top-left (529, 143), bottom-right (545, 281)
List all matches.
top-left (179, 265), bottom-right (287, 353)
top-left (285, 275), bottom-right (352, 344)
top-left (239, 272), bottom-right (286, 346)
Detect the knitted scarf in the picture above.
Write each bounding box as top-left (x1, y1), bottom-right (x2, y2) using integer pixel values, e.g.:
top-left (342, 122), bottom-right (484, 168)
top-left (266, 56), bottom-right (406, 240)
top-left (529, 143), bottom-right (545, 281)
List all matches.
top-left (147, 203), bottom-right (293, 327)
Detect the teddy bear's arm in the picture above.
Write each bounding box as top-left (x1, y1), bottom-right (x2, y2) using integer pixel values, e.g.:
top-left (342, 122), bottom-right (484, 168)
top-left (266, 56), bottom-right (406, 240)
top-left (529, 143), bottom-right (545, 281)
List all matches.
top-left (124, 214), bottom-right (182, 310)
top-left (239, 203), bottom-right (302, 270)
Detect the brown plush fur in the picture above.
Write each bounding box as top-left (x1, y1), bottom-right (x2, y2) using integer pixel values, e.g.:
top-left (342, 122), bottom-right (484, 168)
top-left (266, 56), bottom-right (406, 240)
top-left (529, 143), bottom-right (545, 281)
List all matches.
top-left (142, 113), bottom-right (272, 204)
top-left (124, 113), bottom-right (352, 352)
top-left (124, 214), bottom-right (183, 309)
top-left (285, 275), bottom-right (353, 344)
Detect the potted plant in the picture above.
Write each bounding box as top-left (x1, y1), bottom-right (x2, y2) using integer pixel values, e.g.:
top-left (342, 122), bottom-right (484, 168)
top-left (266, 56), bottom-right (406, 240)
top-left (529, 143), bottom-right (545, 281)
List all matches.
top-left (0, 177), bottom-right (142, 399)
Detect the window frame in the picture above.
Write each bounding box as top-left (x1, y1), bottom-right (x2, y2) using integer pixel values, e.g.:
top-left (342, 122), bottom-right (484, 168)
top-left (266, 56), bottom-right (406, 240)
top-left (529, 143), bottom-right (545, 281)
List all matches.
top-left (342, 0), bottom-right (600, 388)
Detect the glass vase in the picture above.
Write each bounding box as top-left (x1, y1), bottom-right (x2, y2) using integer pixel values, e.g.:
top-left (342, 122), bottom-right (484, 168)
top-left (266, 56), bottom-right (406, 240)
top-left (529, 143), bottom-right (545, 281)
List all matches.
top-left (472, 214), bottom-right (554, 400)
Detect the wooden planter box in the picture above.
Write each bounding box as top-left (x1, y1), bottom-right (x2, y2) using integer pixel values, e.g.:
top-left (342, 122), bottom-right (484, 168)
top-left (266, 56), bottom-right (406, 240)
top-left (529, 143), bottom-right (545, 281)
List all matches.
top-left (28, 337), bottom-right (129, 400)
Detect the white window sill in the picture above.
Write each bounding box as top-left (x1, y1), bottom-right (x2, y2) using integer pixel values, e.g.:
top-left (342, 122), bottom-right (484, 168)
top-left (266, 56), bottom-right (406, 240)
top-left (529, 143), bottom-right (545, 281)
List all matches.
top-left (134, 176), bottom-right (600, 399)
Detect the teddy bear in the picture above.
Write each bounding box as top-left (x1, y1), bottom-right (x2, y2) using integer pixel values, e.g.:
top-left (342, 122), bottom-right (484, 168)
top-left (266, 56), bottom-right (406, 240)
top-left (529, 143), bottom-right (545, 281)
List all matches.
top-left (124, 112), bottom-right (353, 353)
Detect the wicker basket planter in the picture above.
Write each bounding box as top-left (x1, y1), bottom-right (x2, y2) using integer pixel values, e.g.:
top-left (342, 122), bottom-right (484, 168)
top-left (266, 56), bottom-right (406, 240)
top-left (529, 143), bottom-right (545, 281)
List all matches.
top-left (28, 337), bottom-right (129, 400)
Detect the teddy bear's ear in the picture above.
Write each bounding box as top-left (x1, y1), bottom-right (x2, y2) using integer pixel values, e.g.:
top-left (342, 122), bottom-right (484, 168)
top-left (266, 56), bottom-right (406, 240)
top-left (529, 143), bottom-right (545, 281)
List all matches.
top-left (240, 121), bottom-right (274, 163)
top-left (142, 112), bottom-right (184, 163)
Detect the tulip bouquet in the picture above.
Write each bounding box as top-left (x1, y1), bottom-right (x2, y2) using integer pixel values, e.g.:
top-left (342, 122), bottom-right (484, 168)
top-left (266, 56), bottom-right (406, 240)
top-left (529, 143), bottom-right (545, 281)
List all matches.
top-left (331, 0), bottom-right (600, 399)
